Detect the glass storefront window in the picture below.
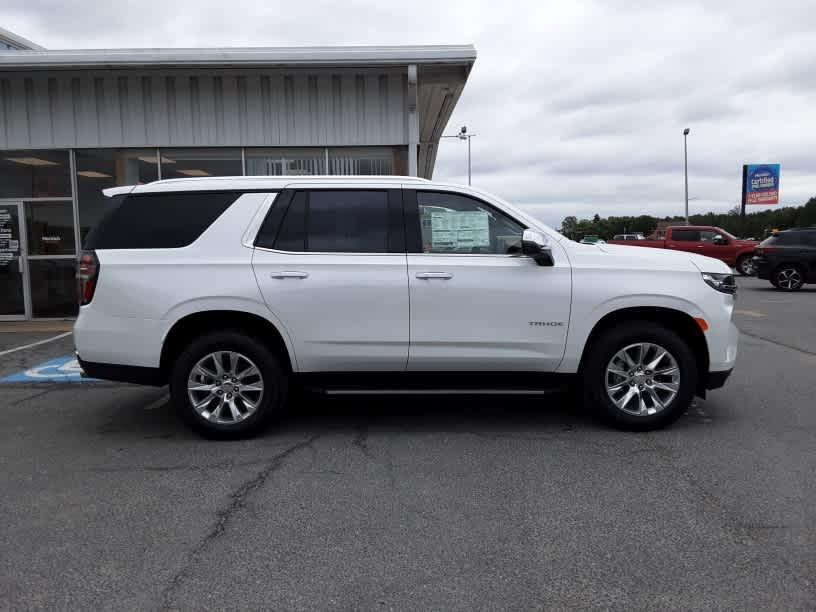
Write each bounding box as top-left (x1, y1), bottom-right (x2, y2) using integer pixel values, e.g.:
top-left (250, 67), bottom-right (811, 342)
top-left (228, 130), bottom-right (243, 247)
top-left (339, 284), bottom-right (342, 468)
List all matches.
top-left (328, 147), bottom-right (396, 175)
top-left (245, 148), bottom-right (325, 176)
top-left (25, 201), bottom-right (76, 256)
top-left (160, 148), bottom-right (242, 180)
top-left (0, 150), bottom-right (71, 198)
top-left (28, 259), bottom-right (78, 317)
top-left (75, 149), bottom-right (159, 245)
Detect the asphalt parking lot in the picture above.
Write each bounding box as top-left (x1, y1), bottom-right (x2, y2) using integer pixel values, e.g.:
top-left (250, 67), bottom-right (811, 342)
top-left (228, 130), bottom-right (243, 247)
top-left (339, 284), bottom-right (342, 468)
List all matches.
top-left (1, 276), bottom-right (814, 610)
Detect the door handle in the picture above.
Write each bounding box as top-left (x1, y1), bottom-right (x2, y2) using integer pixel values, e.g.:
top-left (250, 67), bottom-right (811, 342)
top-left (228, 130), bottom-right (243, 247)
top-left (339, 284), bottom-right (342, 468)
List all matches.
top-left (416, 272), bottom-right (453, 280)
top-left (696, 245), bottom-right (705, 248)
top-left (270, 271), bottom-right (309, 279)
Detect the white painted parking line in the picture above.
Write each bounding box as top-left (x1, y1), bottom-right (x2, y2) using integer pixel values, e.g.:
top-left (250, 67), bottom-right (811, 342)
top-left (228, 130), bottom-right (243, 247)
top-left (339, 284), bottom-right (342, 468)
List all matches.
top-left (0, 332), bottom-right (72, 357)
top-left (734, 309), bottom-right (765, 318)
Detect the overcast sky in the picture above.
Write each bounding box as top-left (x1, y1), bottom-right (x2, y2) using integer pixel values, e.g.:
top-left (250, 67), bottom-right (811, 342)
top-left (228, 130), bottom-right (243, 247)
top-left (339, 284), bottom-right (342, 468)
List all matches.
top-left (3, 0), bottom-right (814, 227)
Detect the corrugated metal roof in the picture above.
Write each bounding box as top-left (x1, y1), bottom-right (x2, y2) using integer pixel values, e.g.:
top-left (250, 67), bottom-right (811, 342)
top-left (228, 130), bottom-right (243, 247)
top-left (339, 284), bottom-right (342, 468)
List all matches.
top-left (0, 45), bottom-right (476, 70)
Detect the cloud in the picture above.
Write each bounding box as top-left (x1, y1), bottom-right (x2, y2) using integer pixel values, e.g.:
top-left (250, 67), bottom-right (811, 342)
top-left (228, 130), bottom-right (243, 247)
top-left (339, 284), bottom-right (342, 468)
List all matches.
top-left (1, 0), bottom-right (813, 228)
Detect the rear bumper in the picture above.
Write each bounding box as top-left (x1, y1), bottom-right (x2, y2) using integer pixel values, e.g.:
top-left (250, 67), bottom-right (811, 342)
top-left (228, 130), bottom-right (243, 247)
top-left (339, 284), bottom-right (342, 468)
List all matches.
top-left (77, 354), bottom-right (164, 386)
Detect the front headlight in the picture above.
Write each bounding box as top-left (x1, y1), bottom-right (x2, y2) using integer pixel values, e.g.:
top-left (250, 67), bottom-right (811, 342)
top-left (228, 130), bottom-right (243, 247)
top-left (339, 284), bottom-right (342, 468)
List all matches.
top-left (701, 272), bottom-right (736, 294)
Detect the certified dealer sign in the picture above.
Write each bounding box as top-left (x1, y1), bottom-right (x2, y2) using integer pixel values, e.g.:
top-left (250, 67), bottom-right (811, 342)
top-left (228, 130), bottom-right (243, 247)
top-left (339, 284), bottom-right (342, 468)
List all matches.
top-left (1, 356), bottom-right (99, 383)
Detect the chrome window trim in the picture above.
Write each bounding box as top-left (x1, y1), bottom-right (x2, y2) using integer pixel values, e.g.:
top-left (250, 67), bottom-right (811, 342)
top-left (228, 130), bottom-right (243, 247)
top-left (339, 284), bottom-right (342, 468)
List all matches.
top-left (252, 245), bottom-right (406, 257)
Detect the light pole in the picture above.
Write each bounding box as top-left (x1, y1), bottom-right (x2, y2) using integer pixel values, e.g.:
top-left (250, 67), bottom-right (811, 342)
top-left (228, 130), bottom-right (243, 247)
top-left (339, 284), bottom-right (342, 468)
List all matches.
top-left (683, 128), bottom-right (690, 224)
top-left (442, 125), bottom-right (477, 185)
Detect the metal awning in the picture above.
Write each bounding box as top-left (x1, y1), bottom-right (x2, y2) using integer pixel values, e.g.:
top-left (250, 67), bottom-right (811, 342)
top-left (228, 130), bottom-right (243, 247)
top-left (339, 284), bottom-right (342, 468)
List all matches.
top-left (0, 45), bottom-right (476, 70)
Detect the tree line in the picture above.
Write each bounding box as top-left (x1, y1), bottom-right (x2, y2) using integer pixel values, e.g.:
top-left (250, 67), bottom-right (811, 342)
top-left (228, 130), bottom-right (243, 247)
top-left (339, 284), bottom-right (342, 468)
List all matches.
top-left (560, 196), bottom-right (816, 240)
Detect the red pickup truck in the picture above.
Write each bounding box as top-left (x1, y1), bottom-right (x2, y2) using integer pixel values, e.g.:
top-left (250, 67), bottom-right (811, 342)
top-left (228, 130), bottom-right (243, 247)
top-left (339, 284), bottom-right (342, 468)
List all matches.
top-left (607, 226), bottom-right (758, 275)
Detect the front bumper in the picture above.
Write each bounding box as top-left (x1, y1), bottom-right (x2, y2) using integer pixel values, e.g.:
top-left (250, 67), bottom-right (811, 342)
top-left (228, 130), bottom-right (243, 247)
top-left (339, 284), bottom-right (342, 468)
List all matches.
top-left (705, 368), bottom-right (733, 390)
top-left (753, 256), bottom-right (770, 279)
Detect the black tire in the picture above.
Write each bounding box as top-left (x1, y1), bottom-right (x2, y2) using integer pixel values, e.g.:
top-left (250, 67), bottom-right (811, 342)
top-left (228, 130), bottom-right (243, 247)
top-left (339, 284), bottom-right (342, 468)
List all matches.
top-left (772, 265), bottom-right (804, 291)
top-left (582, 322), bottom-right (697, 431)
top-left (736, 254), bottom-right (754, 276)
top-left (169, 330), bottom-right (288, 439)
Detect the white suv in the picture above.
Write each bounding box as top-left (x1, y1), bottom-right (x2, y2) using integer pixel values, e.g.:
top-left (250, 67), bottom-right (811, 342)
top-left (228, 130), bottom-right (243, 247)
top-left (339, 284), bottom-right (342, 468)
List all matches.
top-left (74, 176), bottom-right (738, 437)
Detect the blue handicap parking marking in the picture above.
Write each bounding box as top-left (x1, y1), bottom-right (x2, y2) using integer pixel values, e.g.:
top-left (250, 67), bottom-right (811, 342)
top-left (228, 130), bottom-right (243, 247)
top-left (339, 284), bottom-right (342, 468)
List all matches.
top-left (1, 356), bottom-right (100, 383)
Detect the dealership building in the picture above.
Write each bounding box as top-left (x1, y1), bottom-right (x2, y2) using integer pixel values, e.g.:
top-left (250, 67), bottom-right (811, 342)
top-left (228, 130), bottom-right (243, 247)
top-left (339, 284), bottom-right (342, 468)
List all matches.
top-left (0, 29), bottom-right (475, 319)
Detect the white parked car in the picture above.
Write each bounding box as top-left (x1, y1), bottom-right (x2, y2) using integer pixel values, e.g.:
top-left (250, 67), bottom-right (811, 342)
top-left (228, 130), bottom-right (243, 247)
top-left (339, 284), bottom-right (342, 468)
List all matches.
top-left (75, 176), bottom-right (738, 437)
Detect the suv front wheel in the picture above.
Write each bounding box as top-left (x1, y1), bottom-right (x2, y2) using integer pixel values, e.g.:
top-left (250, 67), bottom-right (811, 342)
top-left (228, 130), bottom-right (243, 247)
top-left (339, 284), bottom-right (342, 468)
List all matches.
top-left (169, 331), bottom-right (287, 439)
top-left (582, 322), bottom-right (697, 431)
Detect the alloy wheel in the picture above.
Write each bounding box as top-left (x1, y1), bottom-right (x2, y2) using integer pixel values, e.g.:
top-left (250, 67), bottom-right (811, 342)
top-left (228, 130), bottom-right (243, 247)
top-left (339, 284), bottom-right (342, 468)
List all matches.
top-left (738, 257), bottom-right (754, 276)
top-left (776, 268), bottom-right (802, 290)
top-left (187, 351), bottom-right (265, 424)
top-left (605, 343), bottom-right (680, 416)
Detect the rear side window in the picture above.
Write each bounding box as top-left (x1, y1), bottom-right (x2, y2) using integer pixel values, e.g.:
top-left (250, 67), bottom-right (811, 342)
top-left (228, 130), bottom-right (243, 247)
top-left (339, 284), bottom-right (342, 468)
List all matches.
top-left (263, 190), bottom-right (391, 253)
top-left (762, 232), bottom-right (803, 246)
top-left (84, 192), bottom-right (239, 249)
top-left (671, 229), bottom-right (700, 242)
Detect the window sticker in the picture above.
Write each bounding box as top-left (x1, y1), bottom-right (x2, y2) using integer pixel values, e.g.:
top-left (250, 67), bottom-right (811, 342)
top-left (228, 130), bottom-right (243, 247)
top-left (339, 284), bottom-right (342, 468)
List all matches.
top-left (430, 211), bottom-right (490, 250)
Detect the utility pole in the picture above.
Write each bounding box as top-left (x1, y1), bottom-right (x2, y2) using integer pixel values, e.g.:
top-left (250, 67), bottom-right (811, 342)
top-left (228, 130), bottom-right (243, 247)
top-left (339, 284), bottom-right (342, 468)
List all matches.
top-left (442, 125), bottom-right (477, 186)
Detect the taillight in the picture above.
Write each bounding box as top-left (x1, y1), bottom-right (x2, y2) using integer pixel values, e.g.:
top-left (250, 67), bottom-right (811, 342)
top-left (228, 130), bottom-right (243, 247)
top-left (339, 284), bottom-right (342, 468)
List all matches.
top-left (755, 247), bottom-right (776, 256)
top-left (77, 250), bottom-right (99, 306)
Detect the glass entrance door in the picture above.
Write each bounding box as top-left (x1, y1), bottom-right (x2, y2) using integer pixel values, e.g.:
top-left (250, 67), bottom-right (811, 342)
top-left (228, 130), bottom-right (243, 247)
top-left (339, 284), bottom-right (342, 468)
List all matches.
top-left (0, 203), bottom-right (27, 319)
top-left (24, 200), bottom-right (78, 318)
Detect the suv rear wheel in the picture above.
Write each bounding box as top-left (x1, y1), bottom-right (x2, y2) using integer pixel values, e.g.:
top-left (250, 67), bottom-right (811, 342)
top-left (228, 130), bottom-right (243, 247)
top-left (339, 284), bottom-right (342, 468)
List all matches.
top-left (582, 322), bottom-right (697, 431)
top-left (169, 331), bottom-right (287, 439)
top-left (736, 254), bottom-right (754, 276)
top-left (772, 265), bottom-right (804, 291)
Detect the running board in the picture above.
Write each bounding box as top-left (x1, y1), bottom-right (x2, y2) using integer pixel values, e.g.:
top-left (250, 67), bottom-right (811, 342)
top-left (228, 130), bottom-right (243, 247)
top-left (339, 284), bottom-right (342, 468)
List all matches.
top-left (293, 372), bottom-right (575, 396)
top-left (323, 388), bottom-right (563, 396)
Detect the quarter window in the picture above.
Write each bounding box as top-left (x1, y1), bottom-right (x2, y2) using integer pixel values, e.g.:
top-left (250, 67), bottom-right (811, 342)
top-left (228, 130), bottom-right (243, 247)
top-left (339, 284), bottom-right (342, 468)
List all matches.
top-left (272, 190), bottom-right (390, 253)
top-left (416, 192), bottom-right (524, 254)
top-left (83, 192), bottom-right (239, 249)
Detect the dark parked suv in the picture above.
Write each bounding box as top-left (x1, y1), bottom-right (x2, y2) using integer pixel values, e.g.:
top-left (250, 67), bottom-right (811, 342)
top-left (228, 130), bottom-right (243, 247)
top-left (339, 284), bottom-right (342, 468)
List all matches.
top-left (753, 228), bottom-right (816, 291)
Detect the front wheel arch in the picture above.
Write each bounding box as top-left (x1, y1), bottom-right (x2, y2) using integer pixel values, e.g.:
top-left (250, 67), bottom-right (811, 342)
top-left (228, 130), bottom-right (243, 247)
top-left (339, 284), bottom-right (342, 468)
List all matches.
top-left (578, 307), bottom-right (709, 396)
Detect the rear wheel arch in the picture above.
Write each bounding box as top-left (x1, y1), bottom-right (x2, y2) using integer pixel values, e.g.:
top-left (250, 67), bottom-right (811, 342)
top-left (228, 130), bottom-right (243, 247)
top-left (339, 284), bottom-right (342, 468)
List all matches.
top-left (578, 307), bottom-right (709, 395)
top-left (160, 311), bottom-right (294, 382)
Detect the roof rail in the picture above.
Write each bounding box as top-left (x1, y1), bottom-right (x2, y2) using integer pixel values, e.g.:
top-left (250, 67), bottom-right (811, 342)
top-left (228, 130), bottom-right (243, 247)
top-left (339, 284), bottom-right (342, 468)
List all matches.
top-left (149, 175), bottom-right (430, 185)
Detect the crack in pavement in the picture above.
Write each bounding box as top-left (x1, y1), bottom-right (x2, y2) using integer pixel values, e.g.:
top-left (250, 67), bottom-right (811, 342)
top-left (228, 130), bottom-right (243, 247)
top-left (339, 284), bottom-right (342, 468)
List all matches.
top-left (5, 388), bottom-right (57, 406)
top-left (640, 436), bottom-right (816, 603)
top-left (738, 329), bottom-right (816, 357)
top-left (160, 433), bottom-right (323, 610)
top-left (83, 458), bottom-right (271, 474)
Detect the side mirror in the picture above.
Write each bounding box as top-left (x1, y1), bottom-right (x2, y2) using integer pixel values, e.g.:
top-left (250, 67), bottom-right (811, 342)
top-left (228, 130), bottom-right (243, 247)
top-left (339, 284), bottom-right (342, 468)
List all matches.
top-left (521, 229), bottom-right (554, 266)
top-left (713, 234), bottom-right (727, 245)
